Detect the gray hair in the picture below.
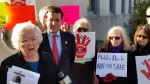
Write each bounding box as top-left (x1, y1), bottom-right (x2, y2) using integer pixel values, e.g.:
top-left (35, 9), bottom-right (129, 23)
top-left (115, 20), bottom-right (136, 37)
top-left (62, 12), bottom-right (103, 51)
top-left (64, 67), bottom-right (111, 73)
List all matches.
top-left (103, 26), bottom-right (131, 51)
top-left (11, 21), bottom-right (43, 50)
top-left (73, 17), bottom-right (91, 32)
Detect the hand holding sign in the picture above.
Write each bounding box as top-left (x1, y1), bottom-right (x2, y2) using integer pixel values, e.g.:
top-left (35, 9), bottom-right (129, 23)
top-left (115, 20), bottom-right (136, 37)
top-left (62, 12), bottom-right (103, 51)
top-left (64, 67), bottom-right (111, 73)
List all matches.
top-left (103, 73), bottom-right (117, 83)
top-left (141, 59), bottom-right (150, 80)
top-left (76, 34), bottom-right (91, 58)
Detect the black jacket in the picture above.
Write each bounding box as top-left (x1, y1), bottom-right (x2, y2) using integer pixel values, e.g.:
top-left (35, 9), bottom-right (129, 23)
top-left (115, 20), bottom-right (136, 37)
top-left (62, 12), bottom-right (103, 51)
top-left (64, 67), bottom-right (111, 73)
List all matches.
top-left (0, 51), bottom-right (59, 84)
top-left (130, 43), bottom-right (150, 84)
top-left (95, 48), bottom-right (133, 84)
top-left (39, 30), bottom-right (76, 78)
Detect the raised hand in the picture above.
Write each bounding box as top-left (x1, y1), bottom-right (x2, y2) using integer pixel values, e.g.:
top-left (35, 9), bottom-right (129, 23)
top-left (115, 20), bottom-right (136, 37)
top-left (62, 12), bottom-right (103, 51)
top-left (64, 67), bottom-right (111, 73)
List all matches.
top-left (35, 17), bottom-right (46, 32)
top-left (60, 22), bottom-right (70, 32)
top-left (75, 34), bottom-right (91, 58)
top-left (141, 59), bottom-right (150, 80)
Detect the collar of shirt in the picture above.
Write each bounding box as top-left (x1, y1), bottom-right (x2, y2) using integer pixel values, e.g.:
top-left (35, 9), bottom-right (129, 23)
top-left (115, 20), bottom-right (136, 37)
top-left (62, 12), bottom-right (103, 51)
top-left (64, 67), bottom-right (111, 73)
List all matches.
top-left (47, 30), bottom-right (60, 37)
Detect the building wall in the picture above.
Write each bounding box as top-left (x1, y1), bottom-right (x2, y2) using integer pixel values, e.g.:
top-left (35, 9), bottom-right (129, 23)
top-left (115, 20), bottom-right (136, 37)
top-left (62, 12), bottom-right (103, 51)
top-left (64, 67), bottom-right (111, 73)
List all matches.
top-left (0, 0), bottom-right (134, 62)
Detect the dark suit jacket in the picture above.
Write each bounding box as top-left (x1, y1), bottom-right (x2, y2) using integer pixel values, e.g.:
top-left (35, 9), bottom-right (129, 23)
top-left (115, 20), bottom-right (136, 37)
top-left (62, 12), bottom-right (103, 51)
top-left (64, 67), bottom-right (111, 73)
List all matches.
top-left (0, 51), bottom-right (59, 84)
top-left (39, 30), bottom-right (76, 77)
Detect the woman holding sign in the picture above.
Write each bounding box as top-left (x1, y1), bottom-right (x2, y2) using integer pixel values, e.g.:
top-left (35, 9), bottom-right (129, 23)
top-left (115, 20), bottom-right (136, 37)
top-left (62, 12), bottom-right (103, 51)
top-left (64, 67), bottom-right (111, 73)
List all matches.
top-left (72, 17), bottom-right (95, 84)
top-left (95, 26), bottom-right (132, 84)
top-left (131, 25), bottom-right (150, 84)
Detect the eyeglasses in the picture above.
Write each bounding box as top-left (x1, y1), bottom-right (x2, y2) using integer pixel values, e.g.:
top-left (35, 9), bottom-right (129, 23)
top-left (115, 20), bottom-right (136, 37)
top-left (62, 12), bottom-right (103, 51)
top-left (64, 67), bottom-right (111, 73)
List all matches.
top-left (137, 35), bottom-right (148, 39)
top-left (77, 27), bottom-right (88, 32)
top-left (109, 36), bottom-right (121, 40)
top-left (146, 15), bottom-right (150, 18)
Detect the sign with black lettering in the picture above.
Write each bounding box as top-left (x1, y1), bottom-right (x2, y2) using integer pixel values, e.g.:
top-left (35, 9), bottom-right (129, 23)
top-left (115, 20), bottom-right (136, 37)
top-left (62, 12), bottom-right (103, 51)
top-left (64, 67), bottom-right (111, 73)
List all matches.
top-left (136, 55), bottom-right (150, 84)
top-left (96, 53), bottom-right (127, 77)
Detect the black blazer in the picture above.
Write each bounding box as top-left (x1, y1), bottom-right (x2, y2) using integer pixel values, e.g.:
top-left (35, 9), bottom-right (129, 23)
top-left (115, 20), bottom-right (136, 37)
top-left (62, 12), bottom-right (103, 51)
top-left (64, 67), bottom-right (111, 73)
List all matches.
top-left (39, 30), bottom-right (76, 77)
top-left (0, 51), bottom-right (59, 84)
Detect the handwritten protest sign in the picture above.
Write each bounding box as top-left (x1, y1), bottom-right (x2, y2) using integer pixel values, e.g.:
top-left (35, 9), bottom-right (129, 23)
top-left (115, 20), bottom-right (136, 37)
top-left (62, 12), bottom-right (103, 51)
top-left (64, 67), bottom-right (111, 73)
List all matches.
top-left (60, 5), bottom-right (79, 24)
top-left (73, 32), bottom-right (95, 62)
top-left (136, 55), bottom-right (150, 84)
top-left (0, 3), bottom-right (6, 27)
top-left (96, 53), bottom-right (127, 77)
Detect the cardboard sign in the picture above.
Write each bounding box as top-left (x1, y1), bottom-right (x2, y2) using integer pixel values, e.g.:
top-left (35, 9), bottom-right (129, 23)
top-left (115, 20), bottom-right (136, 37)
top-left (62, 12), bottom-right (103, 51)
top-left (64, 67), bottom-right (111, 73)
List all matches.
top-left (0, 3), bottom-right (6, 27)
top-left (96, 53), bottom-right (127, 77)
top-left (136, 55), bottom-right (150, 84)
top-left (60, 5), bottom-right (79, 24)
top-left (73, 32), bottom-right (95, 62)
top-left (4, 5), bottom-right (36, 30)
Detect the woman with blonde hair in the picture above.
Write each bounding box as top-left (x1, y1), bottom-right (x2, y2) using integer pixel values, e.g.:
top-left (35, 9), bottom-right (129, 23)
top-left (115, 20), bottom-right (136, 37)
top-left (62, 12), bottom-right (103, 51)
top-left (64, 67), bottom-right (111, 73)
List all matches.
top-left (96, 26), bottom-right (132, 84)
top-left (131, 25), bottom-right (150, 84)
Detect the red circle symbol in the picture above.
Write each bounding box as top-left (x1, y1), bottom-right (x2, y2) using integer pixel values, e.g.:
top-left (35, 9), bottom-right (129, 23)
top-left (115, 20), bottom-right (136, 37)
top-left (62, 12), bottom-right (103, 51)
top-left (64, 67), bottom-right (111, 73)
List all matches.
top-left (76, 44), bottom-right (87, 58)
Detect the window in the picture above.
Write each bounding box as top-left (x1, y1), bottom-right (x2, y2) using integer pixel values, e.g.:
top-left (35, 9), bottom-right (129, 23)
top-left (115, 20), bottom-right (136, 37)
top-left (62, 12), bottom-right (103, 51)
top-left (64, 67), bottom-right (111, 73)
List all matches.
top-left (121, 0), bottom-right (125, 14)
top-left (110, 0), bottom-right (116, 14)
top-left (128, 0), bottom-right (132, 13)
top-left (88, 0), bottom-right (99, 15)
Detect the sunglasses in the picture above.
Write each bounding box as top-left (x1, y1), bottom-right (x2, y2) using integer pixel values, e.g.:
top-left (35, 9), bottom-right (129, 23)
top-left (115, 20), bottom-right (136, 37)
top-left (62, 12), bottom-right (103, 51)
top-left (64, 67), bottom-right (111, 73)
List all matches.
top-left (146, 15), bottom-right (150, 18)
top-left (77, 27), bottom-right (88, 32)
top-left (109, 36), bottom-right (121, 40)
top-left (137, 35), bottom-right (148, 39)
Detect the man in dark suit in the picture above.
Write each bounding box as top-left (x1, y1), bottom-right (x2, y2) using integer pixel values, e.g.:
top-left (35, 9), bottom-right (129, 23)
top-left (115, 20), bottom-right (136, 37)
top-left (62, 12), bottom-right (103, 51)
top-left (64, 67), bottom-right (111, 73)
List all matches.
top-left (39, 6), bottom-right (76, 79)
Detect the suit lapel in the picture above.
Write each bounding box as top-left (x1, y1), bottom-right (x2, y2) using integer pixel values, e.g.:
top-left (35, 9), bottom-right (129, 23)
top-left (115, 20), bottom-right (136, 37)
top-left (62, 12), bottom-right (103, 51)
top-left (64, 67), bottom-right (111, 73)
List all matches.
top-left (42, 33), bottom-right (52, 54)
top-left (59, 31), bottom-right (67, 64)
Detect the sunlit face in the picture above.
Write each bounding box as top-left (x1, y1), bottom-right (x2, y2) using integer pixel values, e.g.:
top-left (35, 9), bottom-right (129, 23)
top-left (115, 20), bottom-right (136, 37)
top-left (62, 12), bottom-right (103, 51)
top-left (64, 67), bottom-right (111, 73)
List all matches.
top-left (136, 30), bottom-right (149, 47)
top-left (45, 12), bottom-right (62, 34)
top-left (76, 23), bottom-right (88, 32)
top-left (146, 8), bottom-right (150, 24)
top-left (109, 30), bottom-right (123, 47)
top-left (19, 29), bottom-right (39, 57)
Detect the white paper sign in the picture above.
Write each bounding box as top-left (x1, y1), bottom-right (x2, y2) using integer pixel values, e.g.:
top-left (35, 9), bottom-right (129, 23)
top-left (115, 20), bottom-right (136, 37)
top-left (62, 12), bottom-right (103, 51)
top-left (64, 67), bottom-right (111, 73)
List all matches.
top-left (136, 55), bottom-right (150, 84)
top-left (7, 66), bottom-right (40, 84)
top-left (96, 53), bottom-right (127, 77)
top-left (73, 32), bottom-right (95, 62)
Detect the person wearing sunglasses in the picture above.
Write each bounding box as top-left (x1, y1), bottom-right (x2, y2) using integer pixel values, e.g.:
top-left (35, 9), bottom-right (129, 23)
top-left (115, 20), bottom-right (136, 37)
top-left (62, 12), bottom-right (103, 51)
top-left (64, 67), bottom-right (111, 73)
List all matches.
top-left (131, 25), bottom-right (150, 84)
top-left (146, 7), bottom-right (150, 25)
top-left (95, 26), bottom-right (132, 84)
top-left (73, 17), bottom-right (91, 33)
top-left (72, 17), bottom-right (96, 84)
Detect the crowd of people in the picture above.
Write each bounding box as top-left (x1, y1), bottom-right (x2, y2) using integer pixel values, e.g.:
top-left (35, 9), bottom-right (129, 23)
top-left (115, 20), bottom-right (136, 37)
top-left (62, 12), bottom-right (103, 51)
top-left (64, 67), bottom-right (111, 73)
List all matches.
top-left (0, 5), bottom-right (150, 84)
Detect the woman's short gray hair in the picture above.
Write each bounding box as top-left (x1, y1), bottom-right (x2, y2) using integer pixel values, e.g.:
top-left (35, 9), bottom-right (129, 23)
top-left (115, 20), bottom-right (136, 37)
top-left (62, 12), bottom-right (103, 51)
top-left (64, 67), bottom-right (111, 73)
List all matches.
top-left (11, 21), bottom-right (43, 50)
top-left (73, 17), bottom-right (91, 32)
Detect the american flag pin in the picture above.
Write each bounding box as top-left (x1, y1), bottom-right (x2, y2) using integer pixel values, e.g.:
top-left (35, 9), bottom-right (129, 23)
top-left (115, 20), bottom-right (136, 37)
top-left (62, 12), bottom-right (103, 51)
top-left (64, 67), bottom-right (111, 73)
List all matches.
top-left (65, 41), bottom-right (68, 44)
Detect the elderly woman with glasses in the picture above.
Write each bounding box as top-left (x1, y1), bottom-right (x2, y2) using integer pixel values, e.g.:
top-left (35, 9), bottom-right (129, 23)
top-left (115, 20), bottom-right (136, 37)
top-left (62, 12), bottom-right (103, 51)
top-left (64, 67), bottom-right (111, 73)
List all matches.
top-left (130, 25), bottom-right (150, 84)
top-left (71, 17), bottom-right (96, 84)
top-left (73, 17), bottom-right (91, 33)
top-left (96, 26), bottom-right (132, 84)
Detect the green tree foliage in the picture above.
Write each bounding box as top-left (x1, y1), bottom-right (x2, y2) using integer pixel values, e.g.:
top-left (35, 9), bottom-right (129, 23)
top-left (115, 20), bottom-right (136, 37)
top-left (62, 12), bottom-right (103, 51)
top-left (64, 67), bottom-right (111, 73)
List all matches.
top-left (124, 0), bottom-right (150, 29)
